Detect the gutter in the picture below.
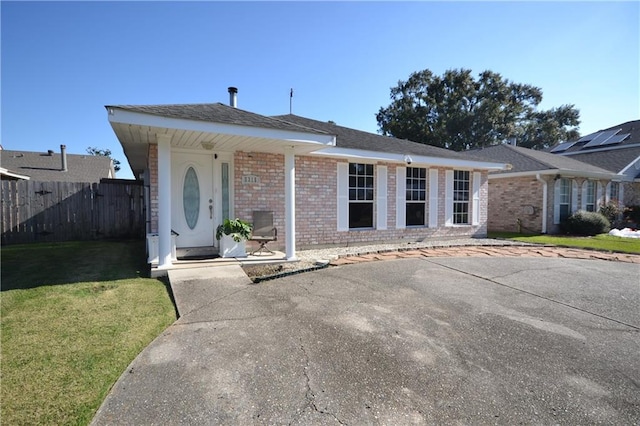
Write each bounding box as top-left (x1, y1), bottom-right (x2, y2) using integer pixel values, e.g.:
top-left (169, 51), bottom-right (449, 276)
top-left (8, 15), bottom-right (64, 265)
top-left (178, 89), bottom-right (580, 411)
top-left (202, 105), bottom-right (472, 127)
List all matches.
top-left (489, 169), bottom-right (617, 180)
top-left (535, 173), bottom-right (547, 234)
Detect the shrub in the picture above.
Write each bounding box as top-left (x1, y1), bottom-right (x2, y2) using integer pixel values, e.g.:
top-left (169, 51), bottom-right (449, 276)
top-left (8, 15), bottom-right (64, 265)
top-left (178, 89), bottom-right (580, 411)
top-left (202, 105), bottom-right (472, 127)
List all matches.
top-left (599, 201), bottom-right (622, 225)
top-left (561, 210), bottom-right (610, 236)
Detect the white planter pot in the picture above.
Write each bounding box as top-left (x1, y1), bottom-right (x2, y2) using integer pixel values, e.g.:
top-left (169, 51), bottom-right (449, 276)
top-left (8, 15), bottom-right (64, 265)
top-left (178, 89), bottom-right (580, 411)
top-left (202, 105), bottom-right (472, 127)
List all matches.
top-left (219, 234), bottom-right (247, 258)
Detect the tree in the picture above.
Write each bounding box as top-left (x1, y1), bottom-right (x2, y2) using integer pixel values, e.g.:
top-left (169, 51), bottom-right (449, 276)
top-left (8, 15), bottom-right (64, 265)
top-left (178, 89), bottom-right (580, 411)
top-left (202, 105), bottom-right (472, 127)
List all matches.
top-left (86, 146), bottom-right (121, 172)
top-left (376, 69), bottom-right (580, 151)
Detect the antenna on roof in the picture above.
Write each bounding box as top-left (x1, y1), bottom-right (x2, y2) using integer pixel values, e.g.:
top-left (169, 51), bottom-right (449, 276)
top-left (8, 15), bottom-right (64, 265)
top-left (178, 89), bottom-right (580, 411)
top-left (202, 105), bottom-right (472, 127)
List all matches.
top-left (289, 88), bottom-right (293, 115)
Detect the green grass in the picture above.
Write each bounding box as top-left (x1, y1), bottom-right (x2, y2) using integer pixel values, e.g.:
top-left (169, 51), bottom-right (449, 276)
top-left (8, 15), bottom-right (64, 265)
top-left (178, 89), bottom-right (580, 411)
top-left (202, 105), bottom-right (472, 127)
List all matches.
top-left (1, 240), bottom-right (176, 425)
top-left (489, 232), bottom-right (640, 254)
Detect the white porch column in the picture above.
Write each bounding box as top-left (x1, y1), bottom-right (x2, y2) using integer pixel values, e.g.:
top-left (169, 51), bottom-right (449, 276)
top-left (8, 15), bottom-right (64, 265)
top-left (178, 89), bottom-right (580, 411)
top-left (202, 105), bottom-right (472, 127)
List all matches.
top-left (284, 147), bottom-right (297, 260)
top-left (157, 134), bottom-right (173, 269)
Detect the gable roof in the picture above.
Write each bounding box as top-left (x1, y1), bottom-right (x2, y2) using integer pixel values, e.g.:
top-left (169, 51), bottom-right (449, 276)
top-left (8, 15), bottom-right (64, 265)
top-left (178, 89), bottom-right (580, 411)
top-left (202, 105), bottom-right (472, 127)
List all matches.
top-left (471, 144), bottom-right (614, 179)
top-left (564, 146), bottom-right (640, 177)
top-left (273, 114), bottom-right (488, 162)
top-left (0, 149), bottom-right (114, 183)
top-left (548, 119), bottom-right (640, 177)
top-left (108, 103), bottom-right (329, 136)
top-left (551, 119), bottom-right (640, 154)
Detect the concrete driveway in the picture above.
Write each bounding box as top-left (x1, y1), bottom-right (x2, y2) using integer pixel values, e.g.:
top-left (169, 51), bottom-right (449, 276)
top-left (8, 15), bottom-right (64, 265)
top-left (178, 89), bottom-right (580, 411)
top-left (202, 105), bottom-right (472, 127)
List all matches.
top-left (92, 257), bottom-right (640, 425)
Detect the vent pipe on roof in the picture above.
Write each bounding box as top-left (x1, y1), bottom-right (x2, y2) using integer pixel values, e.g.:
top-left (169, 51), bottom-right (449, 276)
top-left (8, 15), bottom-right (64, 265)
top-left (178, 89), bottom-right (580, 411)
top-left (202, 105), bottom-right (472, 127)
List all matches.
top-left (61, 145), bottom-right (68, 172)
top-left (228, 87), bottom-right (238, 108)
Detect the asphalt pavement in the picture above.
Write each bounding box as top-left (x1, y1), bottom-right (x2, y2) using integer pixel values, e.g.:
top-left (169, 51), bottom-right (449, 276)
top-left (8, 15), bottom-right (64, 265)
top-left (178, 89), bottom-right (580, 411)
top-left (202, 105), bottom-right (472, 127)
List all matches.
top-left (92, 257), bottom-right (640, 425)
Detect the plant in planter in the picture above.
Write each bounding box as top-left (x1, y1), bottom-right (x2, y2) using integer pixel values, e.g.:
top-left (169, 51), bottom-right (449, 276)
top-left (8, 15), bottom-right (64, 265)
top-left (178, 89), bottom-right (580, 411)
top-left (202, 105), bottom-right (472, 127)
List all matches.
top-left (216, 218), bottom-right (253, 258)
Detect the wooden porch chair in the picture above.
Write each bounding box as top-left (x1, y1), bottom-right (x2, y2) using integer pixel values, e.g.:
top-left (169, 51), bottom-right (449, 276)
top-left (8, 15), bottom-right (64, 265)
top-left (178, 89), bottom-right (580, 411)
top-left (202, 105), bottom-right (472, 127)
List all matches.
top-left (249, 211), bottom-right (278, 255)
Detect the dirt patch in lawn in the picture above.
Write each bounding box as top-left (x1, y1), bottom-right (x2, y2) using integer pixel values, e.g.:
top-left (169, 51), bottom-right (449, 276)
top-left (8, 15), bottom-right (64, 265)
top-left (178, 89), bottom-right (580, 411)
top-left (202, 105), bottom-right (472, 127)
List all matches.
top-left (242, 260), bottom-right (329, 283)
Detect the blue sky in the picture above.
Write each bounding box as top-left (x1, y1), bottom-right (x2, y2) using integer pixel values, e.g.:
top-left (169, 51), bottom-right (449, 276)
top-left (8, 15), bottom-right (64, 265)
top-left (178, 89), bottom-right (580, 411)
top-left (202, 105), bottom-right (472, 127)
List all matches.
top-left (2, 1), bottom-right (638, 179)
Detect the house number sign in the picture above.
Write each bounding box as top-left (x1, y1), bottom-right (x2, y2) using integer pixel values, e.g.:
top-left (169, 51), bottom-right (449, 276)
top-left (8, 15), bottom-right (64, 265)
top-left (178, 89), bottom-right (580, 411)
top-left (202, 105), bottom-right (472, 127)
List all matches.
top-left (242, 175), bottom-right (260, 184)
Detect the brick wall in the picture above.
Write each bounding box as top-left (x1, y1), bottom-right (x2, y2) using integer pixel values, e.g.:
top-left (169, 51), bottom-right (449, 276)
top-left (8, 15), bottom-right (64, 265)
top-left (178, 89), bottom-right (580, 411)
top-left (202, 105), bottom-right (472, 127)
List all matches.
top-left (488, 176), bottom-right (545, 233)
top-left (624, 182), bottom-right (640, 206)
top-left (234, 153), bottom-right (488, 249)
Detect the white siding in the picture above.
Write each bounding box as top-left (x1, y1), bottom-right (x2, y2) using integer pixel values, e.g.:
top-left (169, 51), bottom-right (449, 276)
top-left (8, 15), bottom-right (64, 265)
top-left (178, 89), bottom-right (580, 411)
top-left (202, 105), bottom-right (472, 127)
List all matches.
top-left (472, 171), bottom-right (481, 226)
top-left (445, 170), bottom-right (454, 226)
top-left (376, 166), bottom-right (387, 230)
top-left (396, 166), bottom-right (406, 229)
top-left (428, 169), bottom-right (438, 227)
top-left (337, 163), bottom-right (349, 231)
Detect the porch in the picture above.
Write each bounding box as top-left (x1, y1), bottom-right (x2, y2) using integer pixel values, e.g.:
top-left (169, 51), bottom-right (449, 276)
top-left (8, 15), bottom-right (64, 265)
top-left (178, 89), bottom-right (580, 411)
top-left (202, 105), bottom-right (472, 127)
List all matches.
top-left (150, 246), bottom-right (289, 278)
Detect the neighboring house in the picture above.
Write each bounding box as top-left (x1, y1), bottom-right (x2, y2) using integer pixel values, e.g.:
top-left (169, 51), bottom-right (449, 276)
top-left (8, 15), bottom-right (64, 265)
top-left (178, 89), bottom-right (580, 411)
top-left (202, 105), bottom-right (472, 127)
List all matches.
top-left (549, 119), bottom-right (640, 207)
top-left (106, 87), bottom-right (508, 269)
top-left (472, 144), bottom-right (617, 234)
top-left (0, 145), bottom-right (116, 182)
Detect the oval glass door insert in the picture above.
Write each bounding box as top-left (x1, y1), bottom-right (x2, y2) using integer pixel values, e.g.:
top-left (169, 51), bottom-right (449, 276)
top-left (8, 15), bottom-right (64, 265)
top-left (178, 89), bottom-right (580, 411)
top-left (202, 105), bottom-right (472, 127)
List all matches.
top-left (183, 166), bottom-right (200, 230)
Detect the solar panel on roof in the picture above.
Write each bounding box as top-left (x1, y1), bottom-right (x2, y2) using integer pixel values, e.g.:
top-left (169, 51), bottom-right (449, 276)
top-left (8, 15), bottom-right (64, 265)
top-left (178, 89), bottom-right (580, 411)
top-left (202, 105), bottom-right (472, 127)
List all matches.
top-left (550, 141), bottom-right (577, 153)
top-left (583, 129), bottom-right (621, 148)
top-left (576, 133), bottom-right (596, 143)
top-left (600, 133), bottom-right (629, 146)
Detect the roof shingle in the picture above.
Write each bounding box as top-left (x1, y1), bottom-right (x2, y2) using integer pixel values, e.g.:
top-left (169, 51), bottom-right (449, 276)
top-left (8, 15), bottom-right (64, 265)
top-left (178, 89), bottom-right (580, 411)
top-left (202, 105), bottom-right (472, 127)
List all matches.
top-left (1, 150), bottom-right (114, 182)
top-left (471, 144), bottom-right (613, 175)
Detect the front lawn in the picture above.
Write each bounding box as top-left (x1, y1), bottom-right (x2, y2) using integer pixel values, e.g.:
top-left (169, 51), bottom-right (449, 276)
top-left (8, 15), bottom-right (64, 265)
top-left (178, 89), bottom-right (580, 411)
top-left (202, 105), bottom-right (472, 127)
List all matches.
top-left (489, 232), bottom-right (640, 254)
top-left (1, 241), bottom-right (176, 425)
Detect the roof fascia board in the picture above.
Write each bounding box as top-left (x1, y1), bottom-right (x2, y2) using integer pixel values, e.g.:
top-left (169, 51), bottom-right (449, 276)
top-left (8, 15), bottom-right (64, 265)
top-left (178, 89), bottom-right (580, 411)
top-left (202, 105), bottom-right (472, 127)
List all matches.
top-left (0, 167), bottom-right (31, 180)
top-left (489, 169), bottom-right (617, 180)
top-left (108, 108), bottom-right (336, 146)
top-left (309, 147), bottom-right (508, 170)
top-left (619, 154), bottom-right (640, 176)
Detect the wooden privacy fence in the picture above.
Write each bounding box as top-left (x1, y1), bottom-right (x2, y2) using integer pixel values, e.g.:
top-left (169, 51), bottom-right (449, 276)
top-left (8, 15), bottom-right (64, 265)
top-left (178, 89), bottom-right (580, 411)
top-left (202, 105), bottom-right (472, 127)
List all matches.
top-left (1, 179), bottom-right (145, 245)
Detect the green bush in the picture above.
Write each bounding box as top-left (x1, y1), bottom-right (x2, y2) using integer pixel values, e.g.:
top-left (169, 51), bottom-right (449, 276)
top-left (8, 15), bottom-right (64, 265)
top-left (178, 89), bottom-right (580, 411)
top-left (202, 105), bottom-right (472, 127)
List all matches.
top-left (561, 210), bottom-right (610, 236)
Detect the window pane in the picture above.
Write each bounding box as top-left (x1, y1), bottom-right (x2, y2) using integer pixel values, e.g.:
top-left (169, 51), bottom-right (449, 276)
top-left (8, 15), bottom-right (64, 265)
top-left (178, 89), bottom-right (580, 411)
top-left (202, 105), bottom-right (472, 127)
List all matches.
top-left (349, 189), bottom-right (356, 200)
top-left (366, 189), bottom-right (373, 200)
top-left (349, 203), bottom-right (373, 228)
top-left (358, 177), bottom-right (365, 187)
top-left (406, 203), bottom-right (425, 226)
top-left (349, 163), bottom-right (357, 174)
top-left (349, 176), bottom-right (356, 187)
top-left (365, 164), bottom-right (373, 175)
top-left (357, 189), bottom-right (365, 200)
top-left (183, 167), bottom-right (200, 230)
top-left (366, 177), bottom-right (373, 188)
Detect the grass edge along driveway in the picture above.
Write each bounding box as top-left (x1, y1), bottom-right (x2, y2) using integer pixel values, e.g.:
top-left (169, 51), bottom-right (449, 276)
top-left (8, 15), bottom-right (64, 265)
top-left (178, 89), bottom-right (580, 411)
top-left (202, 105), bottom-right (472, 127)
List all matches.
top-left (489, 232), bottom-right (640, 254)
top-left (1, 240), bottom-right (176, 425)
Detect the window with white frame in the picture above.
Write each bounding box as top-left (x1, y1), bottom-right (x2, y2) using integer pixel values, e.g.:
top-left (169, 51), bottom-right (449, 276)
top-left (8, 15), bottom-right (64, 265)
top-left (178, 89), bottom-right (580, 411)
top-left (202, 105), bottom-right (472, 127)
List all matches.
top-left (559, 178), bottom-right (571, 221)
top-left (584, 180), bottom-right (596, 212)
top-left (610, 182), bottom-right (619, 202)
top-left (406, 167), bottom-right (426, 226)
top-left (453, 170), bottom-right (470, 224)
top-left (348, 163), bottom-right (374, 228)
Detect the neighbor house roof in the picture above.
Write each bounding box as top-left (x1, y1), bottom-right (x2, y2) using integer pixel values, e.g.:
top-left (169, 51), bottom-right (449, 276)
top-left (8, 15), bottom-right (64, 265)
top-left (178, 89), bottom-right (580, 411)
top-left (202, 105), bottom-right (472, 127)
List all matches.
top-left (548, 119), bottom-right (640, 178)
top-left (0, 149), bottom-right (115, 182)
top-left (273, 114), bottom-right (490, 163)
top-left (550, 119), bottom-right (640, 155)
top-left (108, 103), bottom-right (330, 135)
top-left (564, 146), bottom-right (640, 177)
top-left (471, 144), bottom-right (614, 179)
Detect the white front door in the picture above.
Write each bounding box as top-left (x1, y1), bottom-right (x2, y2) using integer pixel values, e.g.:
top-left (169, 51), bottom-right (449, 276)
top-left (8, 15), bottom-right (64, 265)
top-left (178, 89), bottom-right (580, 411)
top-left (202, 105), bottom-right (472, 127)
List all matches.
top-left (172, 152), bottom-right (215, 247)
